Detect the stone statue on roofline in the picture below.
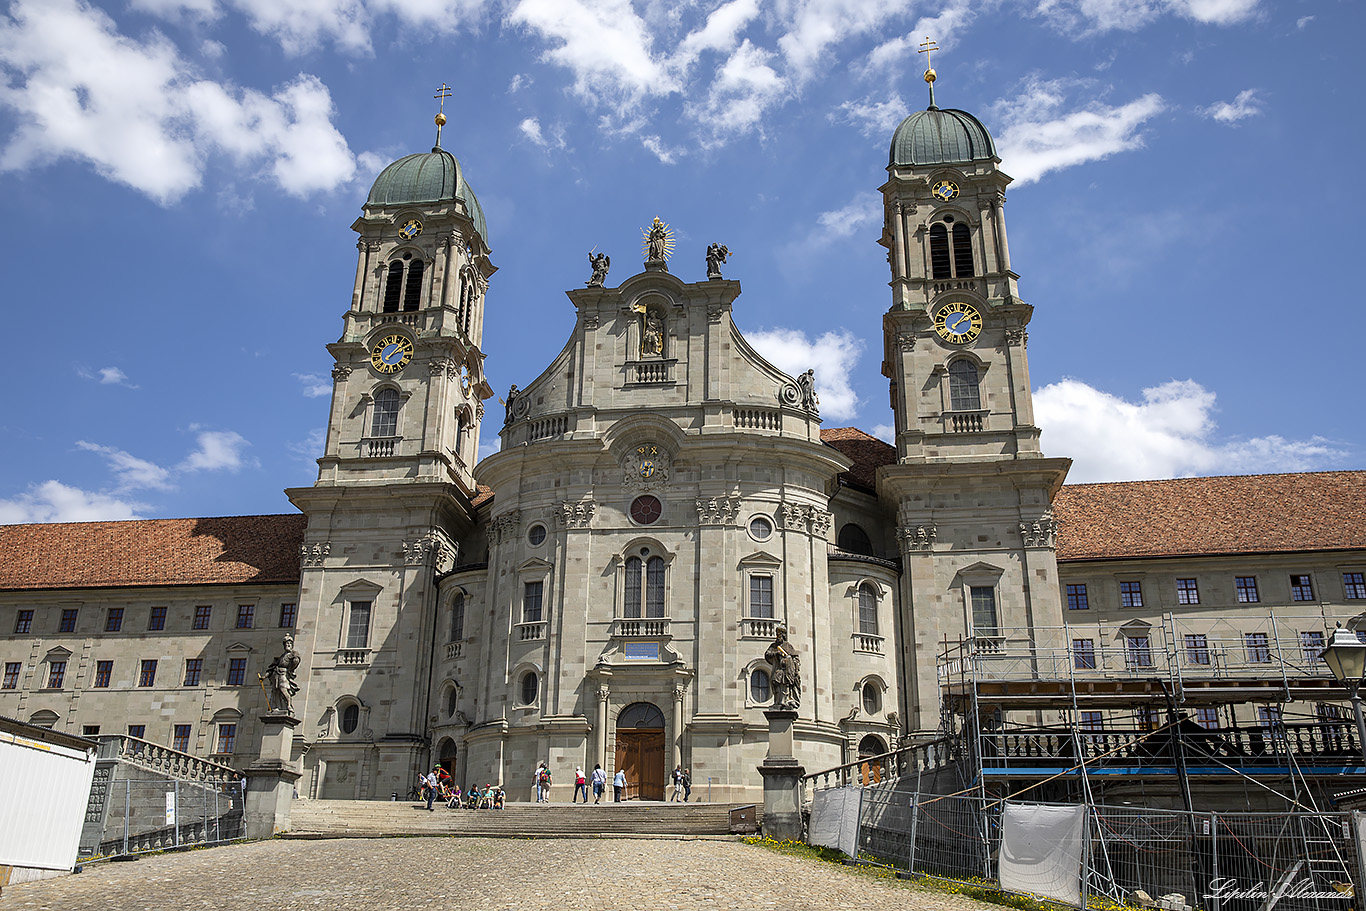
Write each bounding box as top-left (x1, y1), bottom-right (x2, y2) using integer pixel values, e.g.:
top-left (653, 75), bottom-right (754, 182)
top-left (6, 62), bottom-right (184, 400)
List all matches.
top-left (705, 243), bottom-right (730, 279)
top-left (587, 251), bottom-right (610, 287)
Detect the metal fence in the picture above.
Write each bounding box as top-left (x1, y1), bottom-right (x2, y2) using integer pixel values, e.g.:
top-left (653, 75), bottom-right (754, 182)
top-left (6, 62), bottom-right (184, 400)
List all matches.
top-left (80, 778), bottom-right (245, 860)
top-left (829, 783), bottom-right (1363, 910)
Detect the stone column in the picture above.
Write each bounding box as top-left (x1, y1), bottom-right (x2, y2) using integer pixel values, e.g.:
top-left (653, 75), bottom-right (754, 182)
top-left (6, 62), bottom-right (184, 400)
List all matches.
top-left (672, 685), bottom-right (685, 769)
top-left (756, 708), bottom-right (805, 841)
top-left (244, 715), bottom-right (302, 840)
top-left (596, 685), bottom-right (611, 772)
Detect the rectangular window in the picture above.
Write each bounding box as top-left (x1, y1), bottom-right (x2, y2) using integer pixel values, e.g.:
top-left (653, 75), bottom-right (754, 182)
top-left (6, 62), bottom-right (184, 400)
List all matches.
top-left (1072, 638), bottom-right (1096, 670)
top-left (1300, 631), bottom-right (1325, 662)
top-left (139, 659), bottom-right (158, 687)
top-left (216, 724), bottom-right (237, 754)
top-left (749, 576), bottom-right (773, 619)
top-left (1066, 584), bottom-right (1089, 611)
top-left (172, 724), bottom-right (191, 753)
top-left (183, 658), bottom-right (203, 686)
top-left (858, 586), bottom-right (878, 636)
top-left (235, 604), bottom-right (255, 629)
top-left (1235, 576), bottom-right (1259, 603)
top-left (47, 660), bottom-right (66, 688)
top-left (1119, 580), bottom-right (1143, 608)
top-left (1136, 707), bottom-right (1158, 731)
top-left (83, 725), bottom-right (101, 736)
top-left (1345, 572), bottom-right (1366, 600)
top-left (1175, 578), bottom-right (1200, 605)
top-left (105, 608), bottom-right (124, 632)
top-left (1258, 706), bottom-right (1281, 729)
top-left (1125, 636), bottom-right (1152, 668)
top-left (1079, 711), bottom-right (1104, 732)
top-left (127, 724), bottom-right (145, 740)
top-left (15, 609), bottom-right (33, 634)
top-left (1195, 708), bottom-right (1220, 729)
top-left (347, 601), bottom-right (372, 647)
top-left (59, 609), bottom-right (79, 633)
top-left (1184, 634), bottom-right (1210, 665)
top-left (149, 606), bottom-right (167, 630)
top-left (94, 660), bottom-right (113, 687)
top-left (1245, 632), bottom-right (1271, 663)
top-left (279, 603), bottom-right (297, 628)
top-left (2, 662), bottom-right (19, 689)
top-left (193, 605), bottom-right (212, 630)
top-left (227, 657), bottom-right (247, 686)
top-left (970, 586), bottom-right (998, 638)
top-left (645, 559), bottom-right (665, 619)
top-left (1290, 574), bottom-right (1314, 601)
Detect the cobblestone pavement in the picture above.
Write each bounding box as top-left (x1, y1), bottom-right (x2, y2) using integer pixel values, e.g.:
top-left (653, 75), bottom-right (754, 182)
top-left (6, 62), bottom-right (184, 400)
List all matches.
top-left (3, 838), bottom-right (996, 911)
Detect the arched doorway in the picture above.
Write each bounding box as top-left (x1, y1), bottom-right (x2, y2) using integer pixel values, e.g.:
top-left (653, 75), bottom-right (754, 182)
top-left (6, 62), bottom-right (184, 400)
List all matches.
top-left (437, 737), bottom-right (458, 778)
top-left (615, 702), bottom-right (666, 800)
top-left (858, 734), bottom-right (887, 785)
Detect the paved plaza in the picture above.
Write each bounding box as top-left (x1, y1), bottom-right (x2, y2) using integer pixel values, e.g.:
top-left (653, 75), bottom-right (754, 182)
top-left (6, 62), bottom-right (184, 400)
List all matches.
top-left (3, 837), bottom-right (994, 911)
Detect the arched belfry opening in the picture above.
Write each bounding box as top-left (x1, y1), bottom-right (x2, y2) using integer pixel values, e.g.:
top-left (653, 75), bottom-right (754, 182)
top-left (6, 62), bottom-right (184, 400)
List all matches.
top-left (615, 702), bottom-right (666, 800)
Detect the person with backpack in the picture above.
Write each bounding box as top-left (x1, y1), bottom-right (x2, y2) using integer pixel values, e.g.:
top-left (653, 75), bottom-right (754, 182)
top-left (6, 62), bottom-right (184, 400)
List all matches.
top-left (535, 762), bottom-right (552, 802)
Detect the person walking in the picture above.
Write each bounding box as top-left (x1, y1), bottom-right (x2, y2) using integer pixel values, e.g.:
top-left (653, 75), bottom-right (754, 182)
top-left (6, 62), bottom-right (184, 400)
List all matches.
top-left (613, 768), bottom-right (626, 802)
top-left (424, 769), bottom-right (439, 811)
top-left (591, 764), bottom-right (607, 803)
top-left (682, 768), bottom-right (692, 802)
top-left (572, 766), bottom-right (588, 803)
top-left (669, 765), bottom-right (683, 802)
top-left (533, 761), bottom-right (547, 803)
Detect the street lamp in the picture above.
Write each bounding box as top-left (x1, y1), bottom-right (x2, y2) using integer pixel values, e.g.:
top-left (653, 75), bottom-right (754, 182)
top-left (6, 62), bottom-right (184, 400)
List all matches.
top-left (1320, 624), bottom-right (1366, 760)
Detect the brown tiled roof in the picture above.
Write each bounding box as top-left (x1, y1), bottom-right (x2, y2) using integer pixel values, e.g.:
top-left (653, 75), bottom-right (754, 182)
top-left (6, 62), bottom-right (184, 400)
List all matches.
top-left (821, 427), bottom-right (895, 492)
top-left (0, 514), bottom-right (306, 591)
top-left (1054, 471), bottom-right (1366, 561)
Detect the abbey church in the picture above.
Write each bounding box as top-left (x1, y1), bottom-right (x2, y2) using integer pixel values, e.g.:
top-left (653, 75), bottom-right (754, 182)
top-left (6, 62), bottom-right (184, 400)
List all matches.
top-left (3, 89), bottom-right (1363, 805)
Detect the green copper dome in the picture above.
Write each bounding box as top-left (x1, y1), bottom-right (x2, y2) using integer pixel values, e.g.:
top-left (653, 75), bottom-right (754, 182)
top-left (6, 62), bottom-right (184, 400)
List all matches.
top-left (366, 148), bottom-right (488, 245)
top-left (888, 108), bottom-right (997, 168)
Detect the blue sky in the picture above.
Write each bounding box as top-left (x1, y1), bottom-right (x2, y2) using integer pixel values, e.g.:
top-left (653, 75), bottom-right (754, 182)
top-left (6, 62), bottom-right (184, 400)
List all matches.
top-left (1, 0), bottom-right (1361, 523)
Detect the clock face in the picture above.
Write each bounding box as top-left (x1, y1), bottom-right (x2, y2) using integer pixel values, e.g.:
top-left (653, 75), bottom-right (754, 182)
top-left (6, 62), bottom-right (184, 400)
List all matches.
top-left (934, 303), bottom-right (983, 344)
top-left (398, 219), bottom-right (422, 240)
top-left (370, 334), bottom-right (414, 374)
top-left (629, 495), bottom-right (662, 525)
top-left (931, 180), bottom-right (959, 202)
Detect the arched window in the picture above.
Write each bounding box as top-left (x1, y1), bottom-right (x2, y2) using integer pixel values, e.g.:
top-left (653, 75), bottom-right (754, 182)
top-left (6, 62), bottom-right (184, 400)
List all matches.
top-left (382, 257), bottom-right (426, 312)
top-left (618, 702), bottom-right (665, 728)
top-left (750, 668), bottom-right (771, 703)
top-left (645, 556), bottom-right (665, 618)
top-left (948, 359), bottom-right (981, 411)
top-left (340, 703), bottom-right (360, 734)
top-left (858, 583), bottom-right (879, 636)
top-left (929, 224), bottom-right (951, 279)
top-left (862, 681), bottom-right (882, 715)
top-left (449, 593), bottom-right (465, 642)
top-left (382, 262), bottom-right (404, 312)
top-left (519, 671), bottom-right (539, 706)
top-left (858, 734), bottom-right (887, 758)
top-left (951, 223), bottom-right (974, 277)
top-left (838, 523), bottom-right (873, 555)
top-left (402, 260), bottom-right (424, 311)
top-left (371, 388), bottom-right (400, 437)
top-left (624, 553), bottom-right (666, 619)
top-left (625, 556), bottom-right (642, 619)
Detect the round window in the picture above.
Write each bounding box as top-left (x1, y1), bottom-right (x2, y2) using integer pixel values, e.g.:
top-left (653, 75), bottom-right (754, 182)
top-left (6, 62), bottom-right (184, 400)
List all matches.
top-left (749, 515), bottom-right (773, 541)
top-left (629, 495), bottom-right (662, 525)
top-left (527, 524), bottom-right (547, 546)
top-left (340, 703), bottom-right (360, 734)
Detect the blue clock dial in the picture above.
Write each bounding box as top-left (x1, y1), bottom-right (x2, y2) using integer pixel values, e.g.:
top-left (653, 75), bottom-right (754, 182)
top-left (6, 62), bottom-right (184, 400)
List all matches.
top-left (933, 303), bottom-right (983, 344)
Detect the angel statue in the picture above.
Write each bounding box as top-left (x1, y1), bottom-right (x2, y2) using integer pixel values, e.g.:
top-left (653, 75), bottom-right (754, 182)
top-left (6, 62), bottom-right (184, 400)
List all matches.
top-left (587, 251), bottom-right (610, 287)
top-left (705, 243), bottom-right (730, 279)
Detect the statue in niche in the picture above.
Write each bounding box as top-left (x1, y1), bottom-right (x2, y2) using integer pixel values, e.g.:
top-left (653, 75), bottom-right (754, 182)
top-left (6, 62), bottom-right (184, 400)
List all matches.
top-left (641, 311), bottom-right (664, 357)
top-left (705, 243), bottom-right (730, 279)
top-left (587, 251), bottom-right (610, 287)
top-left (797, 369), bottom-right (819, 412)
top-left (262, 634), bottom-right (301, 715)
top-left (764, 627), bottom-right (802, 711)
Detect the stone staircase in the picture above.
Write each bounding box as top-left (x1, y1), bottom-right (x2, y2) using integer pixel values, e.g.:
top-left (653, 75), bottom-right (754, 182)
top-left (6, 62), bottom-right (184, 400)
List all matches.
top-left (286, 799), bottom-right (761, 839)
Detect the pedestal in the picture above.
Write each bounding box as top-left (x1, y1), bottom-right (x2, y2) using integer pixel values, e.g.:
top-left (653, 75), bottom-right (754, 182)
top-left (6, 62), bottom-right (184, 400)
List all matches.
top-left (757, 709), bottom-right (805, 842)
top-left (244, 714), bottom-right (302, 840)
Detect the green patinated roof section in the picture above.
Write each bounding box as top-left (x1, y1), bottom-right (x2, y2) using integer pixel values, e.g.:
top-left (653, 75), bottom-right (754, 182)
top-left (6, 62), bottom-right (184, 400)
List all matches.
top-left (367, 148), bottom-right (489, 246)
top-left (889, 108), bottom-right (997, 168)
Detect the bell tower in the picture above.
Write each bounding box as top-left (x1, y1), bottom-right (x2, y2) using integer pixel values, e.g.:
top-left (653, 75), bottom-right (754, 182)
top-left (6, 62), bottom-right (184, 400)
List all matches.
top-left (874, 48), bottom-right (1071, 730)
top-left (284, 90), bottom-right (495, 798)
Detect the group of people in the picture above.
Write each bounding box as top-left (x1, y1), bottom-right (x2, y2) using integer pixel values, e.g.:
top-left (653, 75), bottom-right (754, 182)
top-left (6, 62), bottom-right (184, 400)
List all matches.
top-left (669, 766), bottom-right (693, 802)
top-left (535, 762), bottom-right (625, 803)
top-left (418, 767), bottom-right (504, 811)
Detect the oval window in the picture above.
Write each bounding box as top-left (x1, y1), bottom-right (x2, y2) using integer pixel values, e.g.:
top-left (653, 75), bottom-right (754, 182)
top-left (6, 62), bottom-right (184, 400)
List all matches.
top-left (340, 703), bottom-right (360, 734)
top-left (629, 495), bottom-right (662, 525)
top-left (749, 515), bottom-right (773, 541)
top-left (527, 524), bottom-right (547, 546)
top-left (862, 682), bottom-right (881, 716)
top-left (750, 669), bottom-right (771, 703)
top-left (520, 671), bottom-right (539, 706)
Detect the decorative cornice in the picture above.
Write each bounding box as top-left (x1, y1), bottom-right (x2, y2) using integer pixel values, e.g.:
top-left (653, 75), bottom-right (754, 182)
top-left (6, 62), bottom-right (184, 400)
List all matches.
top-left (898, 524), bottom-right (937, 552)
top-left (403, 528), bottom-right (456, 567)
top-left (1019, 512), bottom-right (1057, 549)
top-left (775, 502), bottom-right (831, 536)
top-left (695, 496), bottom-right (740, 526)
top-left (299, 542), bottom-right (331, 567)
top-left (486, 509), bottom-right (522, 546)
top-left (554, 500), bottom-right (595, 528)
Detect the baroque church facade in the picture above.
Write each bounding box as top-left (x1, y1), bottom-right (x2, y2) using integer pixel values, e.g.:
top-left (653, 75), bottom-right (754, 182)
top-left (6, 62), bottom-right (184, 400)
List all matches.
top-left (3, 97), bottom-right (1363, 804)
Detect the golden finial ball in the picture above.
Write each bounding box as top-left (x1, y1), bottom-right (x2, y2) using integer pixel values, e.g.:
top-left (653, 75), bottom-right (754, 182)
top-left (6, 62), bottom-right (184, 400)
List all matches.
top-left (435, 112), bottom-right (447, 126)
top-left (924, 68), bottom-right (937, 84)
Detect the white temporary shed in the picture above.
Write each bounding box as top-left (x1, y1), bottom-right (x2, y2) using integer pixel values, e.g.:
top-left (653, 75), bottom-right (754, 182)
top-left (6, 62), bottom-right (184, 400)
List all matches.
top-left (0, 716), bottom-right (98, 877)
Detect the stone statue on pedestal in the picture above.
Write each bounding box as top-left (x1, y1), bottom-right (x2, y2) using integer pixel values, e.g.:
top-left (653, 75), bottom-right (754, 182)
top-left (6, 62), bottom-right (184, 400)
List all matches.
top-left (587, 251), bottom-right (610, 287)
top-left (705, 243), bottom-right (730, 279)
top-left (263, 634), bottom-right (301, 715)
top-left (764, 627), bottom-right (802, 710)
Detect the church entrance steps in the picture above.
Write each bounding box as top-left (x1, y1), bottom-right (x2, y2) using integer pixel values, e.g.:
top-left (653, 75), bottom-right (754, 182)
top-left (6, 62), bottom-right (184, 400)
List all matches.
top-left (285, 799), bottom-right (761, 838)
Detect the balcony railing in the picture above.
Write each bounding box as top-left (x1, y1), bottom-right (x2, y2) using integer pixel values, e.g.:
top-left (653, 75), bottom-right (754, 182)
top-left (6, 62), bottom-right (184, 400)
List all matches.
top-left (853, 633), bottom-right (885, 654)
top-left (364, 436), bottom-right (400, 457)
top-left (611, 617), bottom-right (671, 638)
top-left (741, 617), bottom-right (778, 639)
top-left (625, 360), bottom-right (675, 384)
top-left (336, 649), bottom-right (369, 666)
top-left (445, 641), bottom-right (463, 659)
top-left (96, 735), bottom-right (239, 784)
top-left (944, 410), bottom-right (987, 433)
top-left (517, 621), bottom-right (546, 642)
top-left (733, 407), bottom-right (782, 431)
top-left (527, 414), bottom-right (569, 442)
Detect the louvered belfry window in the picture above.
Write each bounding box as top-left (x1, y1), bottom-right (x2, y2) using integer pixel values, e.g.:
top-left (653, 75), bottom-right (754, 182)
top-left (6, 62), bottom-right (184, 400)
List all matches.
top-left (382, 262), bottom-right (404, 312)
top-left (929, 224), bottom-right (951, 279)
top-left (402, 260), bottom-right (424, 311)
top-left (951, 223), bottom-right (974, 276)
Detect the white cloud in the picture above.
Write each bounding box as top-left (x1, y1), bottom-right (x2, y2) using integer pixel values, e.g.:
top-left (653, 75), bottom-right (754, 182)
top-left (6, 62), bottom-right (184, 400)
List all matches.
top-left (76, 365), bottom-right (138, 387)
top-left (0, 480), bottom-right (148, 523)
top-left (816, 192), bottom-right (881, 239)
top-left (127, 0), bottom-right (221, 19)
top-left (746, 327), bottom-right (863, 420)
top-left (870, 423), bottom-right (895, 444)
top-left (179, 430), bottom-right (254, 472)
top-left (1034, 378), bottom-right (1345, 483)
top-left (288, 427), bottom-right (326, 461)
top-left (75, 441), bottom-right (174, 491)
top-left (293, 373), bottom-right (332, 398)
top-left (832, 95), bottom-right (909, 137)
top-left (1296, 15), bottom-right (1313, 29)
top-left (518, 116), bottom-right (567, 151)
top-left (1034, 0), bottom-right (1258, 33)
top-left (992, 77), bottom-right (1165, 184)
top-left (0, 0), bottom-right (356, 203)
top-left (220, 0), bottom-right (369, 54)
top-left (684, 38), bottom-right (783, 138)
top-left (1199, 88), bottom-right (1262, 124)
top-left (640, 135), bottom-right (681, 164)
top-left (508, 74), bottom-right (531, 92)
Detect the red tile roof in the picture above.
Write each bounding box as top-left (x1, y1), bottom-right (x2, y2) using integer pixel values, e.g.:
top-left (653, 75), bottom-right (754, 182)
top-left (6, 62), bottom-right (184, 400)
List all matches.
top-left (821, 427), bottom-right (894, 492)
top-left (1054, 471), bottom-right (1366, 561)
top-left (0, 514), bottom-right (306, 591)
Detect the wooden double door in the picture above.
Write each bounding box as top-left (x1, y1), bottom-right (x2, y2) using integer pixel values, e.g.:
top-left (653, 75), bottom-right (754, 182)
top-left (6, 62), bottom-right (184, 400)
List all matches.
top-left (615, 730), bottom-right (666, 800)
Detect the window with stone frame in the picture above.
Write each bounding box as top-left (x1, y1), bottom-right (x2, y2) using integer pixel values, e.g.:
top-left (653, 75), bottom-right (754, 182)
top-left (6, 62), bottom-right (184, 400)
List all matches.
top-left (381, 256), bottom-right (426, 313)
top-left (59, 609), bottom-right (78, 633)
top-left (624, 556), bottom-right (666, 619)
top-left (346, 601), bottom-right (372, 649)
top-left (858, 583), bottom-right (879, 636)
top-left (105, 608), bottom-right (124, 632)
top-left (236, 604), bottom-right (255, 629)
top-left (216, 724), bottom-right (237, 754)
top-left (1125, 635), bottom-right (1152, 668)
top-left (449, 593), bottom-right (466, 641)
top-left (371, 388), bottom-right (400, 438)
top-left (929, 223), bottom-right (952, 279)
top-left (1345, 572), bottom-right (1366, 600)
top-left (183, 658), bottom-right (203, 686)
top-left (1119, 580), bottom-right (1143, 608)
top-left (47, 660), bottom-right (66, 688)
top-left (227, 657), bottom-right (247, 686)
top-left (862, 681), bottom-right (882, 715)
top-left (279, 603), bottom-right (297, 628)
top-left (15, 609), bottom-right (32, 633)
top-left (1244, 632), bottom-right (1271, 663)
top-left (1072, 638), bottom-right (1096, 669)
top-left (3, 662), bottom-right (19, 689)
top-left (1235, 576), bottom-right (1259, 603)
top-left (951, 222), bottom-right (975, 276)
top-left (1290, 574), bottom-right (1314, 601)
top-left (749, 668), bottom-right (771, 703)
top-left (172, 725), bottom-right (192, 752)
top-left (127, 724), bottom-right (145, 740)
top-left (1175, 578), bottom-right (1199, 605)
top-left (1301, 630), bottom-right (1325, 661)
top-left (139, 659), bottom-right (158, 687)
top-left (1066, 584), bottom-right (1089, 610)
top-left (748, 574), bottom-right (774, 619)
top-left (970, 586), bottom-right (998, 639)
top-left (522, 582), bottom-right (543, 624)
top-left (1195, 708), bottom-right (1220, 729)
top-left (94, 660), bottom-right (112, 687)
top-left (519, 671), bottom-right (539, 706)
top-left (149, 606), bottom-right (167, 630)
top-left (947, 359), bottom-right (981, 411)
top-left (194, 605), bottom-right (212, 629)
top-left (1184, 634), bottom-right (1210, 665)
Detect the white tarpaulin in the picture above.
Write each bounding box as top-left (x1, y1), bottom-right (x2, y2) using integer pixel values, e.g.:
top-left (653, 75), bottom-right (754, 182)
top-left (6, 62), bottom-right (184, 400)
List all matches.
top-left (999, 801), bottom-right (1088, 908)
top-left (0, 728), bottom-right (97, 871)
top-left (808, 788), bottom-right (863, 858)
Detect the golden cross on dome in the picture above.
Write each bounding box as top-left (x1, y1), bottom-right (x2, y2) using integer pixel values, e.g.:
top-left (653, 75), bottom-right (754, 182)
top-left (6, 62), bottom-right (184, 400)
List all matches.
top-left (433, 83), bottom-right (452, 148)
top-left (918, 37), bottom-right (939, 108)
